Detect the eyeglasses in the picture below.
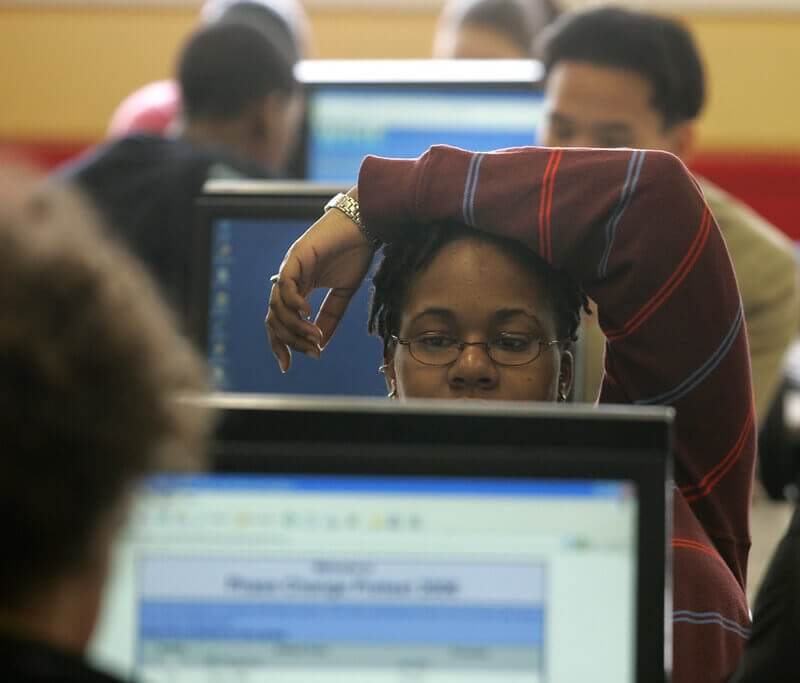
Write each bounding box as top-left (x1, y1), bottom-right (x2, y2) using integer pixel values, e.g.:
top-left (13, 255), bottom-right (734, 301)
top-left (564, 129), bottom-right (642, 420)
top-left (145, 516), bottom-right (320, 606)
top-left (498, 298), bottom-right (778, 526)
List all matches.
top-left (391, 333), bottom-right (563, 367)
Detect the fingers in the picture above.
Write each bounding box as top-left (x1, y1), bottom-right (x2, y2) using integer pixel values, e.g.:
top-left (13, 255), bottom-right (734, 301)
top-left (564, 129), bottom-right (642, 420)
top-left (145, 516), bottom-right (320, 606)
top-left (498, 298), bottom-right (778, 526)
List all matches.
top-left (278, 268), bottom-right (312, 319)
top-left (267, 323), bottom-right (292, 374)
top-left (265, 279), bottom-right (323, 372)
top-left (316, 287), bottom-right (357, 348)
top-left (271, 311), bottom-right (320, 361)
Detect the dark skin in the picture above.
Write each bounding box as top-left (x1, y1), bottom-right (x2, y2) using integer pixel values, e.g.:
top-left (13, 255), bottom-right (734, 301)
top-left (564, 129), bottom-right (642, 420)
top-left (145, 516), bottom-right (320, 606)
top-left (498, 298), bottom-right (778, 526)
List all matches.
top-left (384, 237), bottom-right (573, 401)
top-left (265, 202), bottom-right (572, 402)
top-left (539, 61), bottom-right (693, 155)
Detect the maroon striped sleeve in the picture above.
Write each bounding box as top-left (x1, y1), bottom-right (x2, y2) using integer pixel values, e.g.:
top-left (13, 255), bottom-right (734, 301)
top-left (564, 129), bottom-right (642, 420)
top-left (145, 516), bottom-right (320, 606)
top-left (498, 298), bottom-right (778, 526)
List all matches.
top-left (360, 145), bottom-right (755, 679)
top-left (360, 144), bottom-right (756, 680)
top-left (359, 144), bottom-right (754, 586)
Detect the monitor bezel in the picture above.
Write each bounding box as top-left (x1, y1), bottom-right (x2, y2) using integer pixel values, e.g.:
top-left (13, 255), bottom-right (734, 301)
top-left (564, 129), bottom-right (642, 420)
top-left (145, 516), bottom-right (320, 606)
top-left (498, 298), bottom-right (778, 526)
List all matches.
top-left (295, 59), bottom-right (546, 87)
top-left (294, 59), bottom-right (545, 180)
top-left (206, 394), bottom-right (672, 683)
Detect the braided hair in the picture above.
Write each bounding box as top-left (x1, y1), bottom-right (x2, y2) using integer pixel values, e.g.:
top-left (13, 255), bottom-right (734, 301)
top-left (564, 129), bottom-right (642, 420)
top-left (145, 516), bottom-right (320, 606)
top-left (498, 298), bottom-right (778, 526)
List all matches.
top-left (368, 222), bottom-right (589, 353)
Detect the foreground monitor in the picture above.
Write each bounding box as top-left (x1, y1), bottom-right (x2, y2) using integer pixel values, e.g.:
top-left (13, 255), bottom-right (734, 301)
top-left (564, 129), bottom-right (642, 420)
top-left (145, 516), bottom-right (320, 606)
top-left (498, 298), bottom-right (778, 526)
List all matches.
top-left (92, 396), bottom-right (672, 683)
top-left (297, 60), bottom-right (545, 183)
top-left (191, 181), bottom-right (385, 396)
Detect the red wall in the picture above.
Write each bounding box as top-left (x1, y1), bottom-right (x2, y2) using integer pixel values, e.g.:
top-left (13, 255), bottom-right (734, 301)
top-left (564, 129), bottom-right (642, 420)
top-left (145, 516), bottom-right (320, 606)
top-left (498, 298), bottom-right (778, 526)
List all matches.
top-left (691, 152), bottom-right (800, 240)
top-left (0, 140), bottom-right (91, 171)
top-left (4, 140), bottom-right (798, 241)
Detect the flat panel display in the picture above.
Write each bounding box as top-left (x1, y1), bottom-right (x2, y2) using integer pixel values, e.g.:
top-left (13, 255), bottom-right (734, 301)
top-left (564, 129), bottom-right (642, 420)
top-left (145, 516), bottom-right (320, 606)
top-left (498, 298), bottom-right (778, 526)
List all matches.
top-left (90, 398), bottom-right (672, 683)
top-left (92, 473), bottom-right (638, 683)
top-left (191, 187), bottom-right (385, 397)
top-left (295, 60), bottom-right (544, 183)
top-left (306, 86), bottom-right (544, 183)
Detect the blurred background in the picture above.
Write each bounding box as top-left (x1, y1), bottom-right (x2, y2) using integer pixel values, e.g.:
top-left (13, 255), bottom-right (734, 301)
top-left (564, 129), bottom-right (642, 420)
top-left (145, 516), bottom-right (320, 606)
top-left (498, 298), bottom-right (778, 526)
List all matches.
top-left (2, 0), bottom-right (799, 603)
top-left (1, 0), bottom-right (798, 241)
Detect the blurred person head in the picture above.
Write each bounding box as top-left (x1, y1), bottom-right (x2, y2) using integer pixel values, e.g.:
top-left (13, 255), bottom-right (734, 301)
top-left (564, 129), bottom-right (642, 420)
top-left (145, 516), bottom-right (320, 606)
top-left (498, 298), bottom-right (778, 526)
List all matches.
top-left (177, 21), bottom-right (301, 172)
top-left (537, 5), bottom-right (705, 158)
top-left (0, 170), bottom-right (209, 653)
top-left (369, 223), bottom-right (585, 402)
top-left (108, 0), bottom-right (311, 140)
top-left (201, 0), bottom-right (312, 63)
top-left (433, 0), bottom-right (561, 59)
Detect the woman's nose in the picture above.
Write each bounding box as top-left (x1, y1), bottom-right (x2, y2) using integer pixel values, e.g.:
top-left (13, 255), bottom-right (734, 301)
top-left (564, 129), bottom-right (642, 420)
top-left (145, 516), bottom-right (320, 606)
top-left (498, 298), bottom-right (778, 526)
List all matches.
top-left (448, 343), bottom-right (499, 391)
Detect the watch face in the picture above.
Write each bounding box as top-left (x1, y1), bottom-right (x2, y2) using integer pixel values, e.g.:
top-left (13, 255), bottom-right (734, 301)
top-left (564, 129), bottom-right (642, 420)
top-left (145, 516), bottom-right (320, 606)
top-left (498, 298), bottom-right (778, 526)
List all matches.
top-left (324, 192), bottom-right (346, 212)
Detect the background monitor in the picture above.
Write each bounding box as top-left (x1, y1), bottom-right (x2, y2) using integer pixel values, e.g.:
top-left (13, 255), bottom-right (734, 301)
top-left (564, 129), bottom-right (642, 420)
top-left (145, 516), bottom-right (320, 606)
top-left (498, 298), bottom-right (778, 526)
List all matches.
top-left (91, 396), bottom-right (672, 683)
top-left (296, 60), bottom-right (545, 183)
top-left (190, 181), bottom-right (386, 396)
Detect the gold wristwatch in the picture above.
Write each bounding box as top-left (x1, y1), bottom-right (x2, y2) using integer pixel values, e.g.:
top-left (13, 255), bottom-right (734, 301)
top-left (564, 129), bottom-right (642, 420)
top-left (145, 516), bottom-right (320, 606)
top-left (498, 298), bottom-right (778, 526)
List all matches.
top-left (324, 192), bottom-right (382, 248)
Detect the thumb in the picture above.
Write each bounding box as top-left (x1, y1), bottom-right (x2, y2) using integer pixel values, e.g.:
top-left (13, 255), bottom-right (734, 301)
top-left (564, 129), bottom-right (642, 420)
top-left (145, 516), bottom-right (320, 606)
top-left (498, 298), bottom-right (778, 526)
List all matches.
top-left (315, 287), bottom-right (358, 348)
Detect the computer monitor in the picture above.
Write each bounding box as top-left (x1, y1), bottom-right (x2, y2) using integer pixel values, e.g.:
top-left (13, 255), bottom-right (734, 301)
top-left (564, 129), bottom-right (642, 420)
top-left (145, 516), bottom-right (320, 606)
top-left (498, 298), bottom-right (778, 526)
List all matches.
top-left (190, 181), bottom-right (386, 396)
top-left (91, 396), bottom-right (672, 683)
top-left (297, 60), bottom-right (545, 183)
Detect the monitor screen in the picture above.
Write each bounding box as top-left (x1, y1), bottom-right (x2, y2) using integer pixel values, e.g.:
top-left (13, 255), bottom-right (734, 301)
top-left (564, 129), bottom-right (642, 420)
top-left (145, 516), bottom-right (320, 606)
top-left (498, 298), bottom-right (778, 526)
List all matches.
top-left (192, 188), bottom-right (385, 397)
top-left (91, 473), bottom-right (638, 683)
top-left (305, 86), bottom-right (544, 183)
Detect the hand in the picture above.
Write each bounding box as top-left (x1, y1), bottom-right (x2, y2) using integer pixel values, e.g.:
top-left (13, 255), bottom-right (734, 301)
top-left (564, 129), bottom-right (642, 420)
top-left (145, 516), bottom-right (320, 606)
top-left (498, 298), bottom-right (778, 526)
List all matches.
top-left (265, 187), bottom-right (376, 373)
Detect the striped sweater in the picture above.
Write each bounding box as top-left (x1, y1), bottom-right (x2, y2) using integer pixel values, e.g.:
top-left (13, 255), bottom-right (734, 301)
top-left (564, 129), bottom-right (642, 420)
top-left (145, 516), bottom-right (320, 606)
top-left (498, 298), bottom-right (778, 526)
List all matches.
top-left (358, 145), bottom-right (755, 683)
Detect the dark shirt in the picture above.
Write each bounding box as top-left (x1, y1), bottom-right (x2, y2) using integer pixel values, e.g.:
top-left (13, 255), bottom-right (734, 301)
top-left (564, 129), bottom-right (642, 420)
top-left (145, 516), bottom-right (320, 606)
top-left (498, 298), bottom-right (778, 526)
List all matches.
top-left (728, 504), bottom-right (800, 682)
top-left (60, 134), bottom-right (270, 315)
top-left (0, 633), bottom-right (127, 683)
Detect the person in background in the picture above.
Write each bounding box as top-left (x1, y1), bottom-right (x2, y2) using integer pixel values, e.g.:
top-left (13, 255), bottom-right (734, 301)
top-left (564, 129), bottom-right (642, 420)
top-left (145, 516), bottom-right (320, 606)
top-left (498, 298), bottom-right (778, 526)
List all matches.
top-left (60, 22), bottom-right (300, 315)
top-left (433, 0), bottom-right (560, 59)
top-left (266, 144), bottom-right (755, 682)
top-left (536, 6), bottom-right (800, 604)
top-left (537, 5), bottom-right (800, 421)
top-left (729, 502), bottom-right (800, 681)
top-left (107, 0), bottom-right (311, 138)
top-left (0, 170), bottom-right (208, 682)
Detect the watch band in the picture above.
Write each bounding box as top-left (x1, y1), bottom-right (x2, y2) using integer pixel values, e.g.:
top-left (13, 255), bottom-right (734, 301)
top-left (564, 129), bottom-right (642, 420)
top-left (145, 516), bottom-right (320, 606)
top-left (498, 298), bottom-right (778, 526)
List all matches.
top-left (324, 192), bottom-right (383, 249)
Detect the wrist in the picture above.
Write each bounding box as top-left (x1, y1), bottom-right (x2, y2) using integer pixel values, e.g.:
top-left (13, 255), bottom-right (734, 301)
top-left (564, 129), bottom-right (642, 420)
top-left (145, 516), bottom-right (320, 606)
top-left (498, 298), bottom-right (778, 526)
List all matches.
top-left (325, 191), bottom-right (381, 249)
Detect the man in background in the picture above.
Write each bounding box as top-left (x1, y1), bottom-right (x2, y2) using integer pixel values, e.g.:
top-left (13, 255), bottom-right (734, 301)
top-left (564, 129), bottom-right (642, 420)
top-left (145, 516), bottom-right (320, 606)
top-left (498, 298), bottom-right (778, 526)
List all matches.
top-left (61, 22), bottom-right (300, 315)
top-left (107, 0), bottom-right (311, 138)
top-left (536, 5), bottom-right (800, 612)
top-left (537, 5), bottom-right (799, 421)
top-left (0, 171), bottom-right (208, 682)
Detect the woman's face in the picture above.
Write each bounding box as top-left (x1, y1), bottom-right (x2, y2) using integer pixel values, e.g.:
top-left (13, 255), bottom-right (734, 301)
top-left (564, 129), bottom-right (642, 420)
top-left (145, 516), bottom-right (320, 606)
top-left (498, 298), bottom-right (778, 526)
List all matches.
top-left (384, 238), bottom-right (573, 402)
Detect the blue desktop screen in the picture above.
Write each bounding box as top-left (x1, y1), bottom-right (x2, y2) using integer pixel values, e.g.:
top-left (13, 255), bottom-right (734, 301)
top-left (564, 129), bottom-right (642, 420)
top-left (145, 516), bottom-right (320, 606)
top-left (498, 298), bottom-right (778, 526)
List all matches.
top-left (307, 86), bottom-right (544, 182)
top-left (208, 217), bottom-right (385, 396)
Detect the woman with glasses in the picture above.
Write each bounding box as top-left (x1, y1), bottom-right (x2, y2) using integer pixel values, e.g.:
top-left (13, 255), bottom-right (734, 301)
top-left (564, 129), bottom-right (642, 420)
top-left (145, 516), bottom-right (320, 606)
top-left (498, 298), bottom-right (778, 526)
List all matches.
top-left (367, 220), bottom-right (585, 402)
top-left (266, 144), bottom-right (754, 683)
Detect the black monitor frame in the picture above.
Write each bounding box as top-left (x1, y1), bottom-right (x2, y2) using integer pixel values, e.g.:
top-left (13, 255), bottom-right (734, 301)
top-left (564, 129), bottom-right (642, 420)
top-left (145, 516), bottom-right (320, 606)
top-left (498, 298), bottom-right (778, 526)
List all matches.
top-left (294, 59), bottom-right (545, 180)
top-left (206, 394), bottom-right (673, 683)
top-left (189, 181), bottom-right (347, 353)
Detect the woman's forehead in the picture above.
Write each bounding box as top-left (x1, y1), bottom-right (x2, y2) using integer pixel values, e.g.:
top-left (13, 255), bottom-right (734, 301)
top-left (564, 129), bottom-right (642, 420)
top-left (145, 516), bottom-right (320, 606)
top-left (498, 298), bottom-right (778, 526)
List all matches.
top-left (400, 238), bottom-right (556, 327)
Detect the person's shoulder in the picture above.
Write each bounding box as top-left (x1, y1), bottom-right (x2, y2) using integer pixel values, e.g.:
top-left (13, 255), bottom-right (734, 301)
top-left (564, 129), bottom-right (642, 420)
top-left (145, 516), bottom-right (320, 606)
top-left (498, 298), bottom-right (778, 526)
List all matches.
top-left (0, 633), bottom-right (129, 683)
top-left (186, 140), bottom-right (274, 181)
top-left (71, 133), bottom-right (171, 162)
top-left (107, 79), bottom-right (180, 137)
top-left (699, 177), bottom-right (794, 252)
top-left (698, 177), bottom-right (798, 310)
top-left (60, 134), bottom-right (179, 182)
top-left (91, 135), bottom-right (272, 187)
top-left (78, 134), bottom-right (263, 175)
